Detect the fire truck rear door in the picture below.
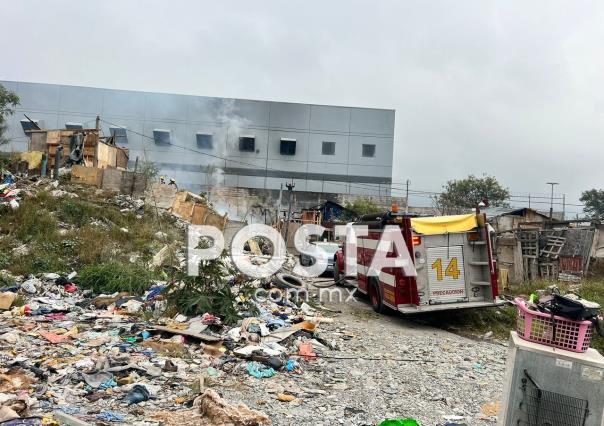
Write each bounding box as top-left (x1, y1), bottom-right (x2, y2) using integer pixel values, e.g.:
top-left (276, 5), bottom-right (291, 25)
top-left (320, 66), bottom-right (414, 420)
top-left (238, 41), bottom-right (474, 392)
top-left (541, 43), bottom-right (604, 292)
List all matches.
top-left (425, 245), bottom-right (467, 303)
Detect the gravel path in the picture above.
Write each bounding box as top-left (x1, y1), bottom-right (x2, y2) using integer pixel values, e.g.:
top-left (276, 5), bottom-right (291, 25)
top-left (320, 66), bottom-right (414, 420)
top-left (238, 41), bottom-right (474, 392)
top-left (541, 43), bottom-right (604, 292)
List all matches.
top-left (217, 284), bottom-right (507, 426)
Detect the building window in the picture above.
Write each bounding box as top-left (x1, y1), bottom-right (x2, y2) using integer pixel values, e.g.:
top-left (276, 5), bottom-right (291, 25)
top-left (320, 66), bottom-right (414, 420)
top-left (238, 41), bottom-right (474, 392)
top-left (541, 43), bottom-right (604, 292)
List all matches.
top-left (109, 126), bottom-right (128, 144)
top-left (20, 119), bottom-right (40, 134)
top-left (196, 133), bottom-right (213, 149)
top-left (362, 144), bottom-right (376, 157)
top-left (153, 129), bottom-right (171, 145)
top-left (280, 138), bottom-right (296, 155)
top-left (65, 122), bottom-right (83, 130)
top-left (239, 136), bottom-right (255, 152)
top-left (322, 141), bottom-right (335, 155)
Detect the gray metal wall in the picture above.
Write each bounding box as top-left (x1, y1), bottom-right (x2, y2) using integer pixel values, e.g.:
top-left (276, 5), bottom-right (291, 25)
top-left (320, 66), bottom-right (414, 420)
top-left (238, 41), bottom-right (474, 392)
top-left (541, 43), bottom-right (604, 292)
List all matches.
top-left (1, 81), bottom-right (394, 195)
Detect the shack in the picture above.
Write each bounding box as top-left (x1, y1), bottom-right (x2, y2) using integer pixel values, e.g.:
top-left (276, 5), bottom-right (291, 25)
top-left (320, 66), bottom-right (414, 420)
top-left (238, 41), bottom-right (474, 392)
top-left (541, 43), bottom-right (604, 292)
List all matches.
top-left (27, 128), bottom-right (128, 171)
top-left (487, 207), bottom-right (601, 285)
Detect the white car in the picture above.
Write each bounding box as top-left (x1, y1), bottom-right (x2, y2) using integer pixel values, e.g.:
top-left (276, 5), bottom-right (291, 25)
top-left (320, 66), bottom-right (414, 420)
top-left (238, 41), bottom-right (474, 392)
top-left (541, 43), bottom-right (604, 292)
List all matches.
top-left (299, 241), bottom-right (340, 272)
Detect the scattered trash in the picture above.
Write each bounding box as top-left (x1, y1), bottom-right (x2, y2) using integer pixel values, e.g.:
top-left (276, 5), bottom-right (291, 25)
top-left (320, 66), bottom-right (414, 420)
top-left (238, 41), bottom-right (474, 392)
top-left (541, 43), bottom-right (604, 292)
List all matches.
top-left (96, 411), bottom-right (125, 422)
top-left (480, 400), bottom-right (500, 417)
top-left (298, 341), bottom-right (317, 359)
top-left (472, 363), bottom-right (486, 374)
top-left (0, 292), bottom-right (16, 310)
top-left (247, 362), bottom-right (276, 379)
top-left (126, 384), bottom-right (150, 405)
top-left (82, 372), bottom-right (113, 389)
top-left (285, 359), bottom-right (297, 372)
top-left (0, 406), bottom-right (20, 423)
top-left (442, 415), bottom-right (466, 423)
top-left (276, 393), bottom-right (296, 402)
top-left (198, 389), bottom-right (270, 425)
top-left (40, 332), bottom-right (70, 344)
top-left (21, 278), bottom-right (40, 294)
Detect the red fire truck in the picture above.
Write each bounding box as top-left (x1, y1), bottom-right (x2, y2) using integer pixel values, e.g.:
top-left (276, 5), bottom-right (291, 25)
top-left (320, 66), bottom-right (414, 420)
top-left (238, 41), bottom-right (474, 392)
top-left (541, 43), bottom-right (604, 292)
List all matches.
top-left (334, 209), bottom-right (504, 314)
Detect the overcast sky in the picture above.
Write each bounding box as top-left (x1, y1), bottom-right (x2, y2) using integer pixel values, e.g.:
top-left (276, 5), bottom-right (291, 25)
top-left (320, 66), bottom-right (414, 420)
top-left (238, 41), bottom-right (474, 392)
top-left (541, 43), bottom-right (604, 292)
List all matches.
top-left (2, 0), bottom-right (603, 214)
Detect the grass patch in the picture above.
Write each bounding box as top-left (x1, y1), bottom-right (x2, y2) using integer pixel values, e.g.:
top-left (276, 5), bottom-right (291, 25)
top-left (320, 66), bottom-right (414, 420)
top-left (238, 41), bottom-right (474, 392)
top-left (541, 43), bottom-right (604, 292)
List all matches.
top-left (78, 261), bottom-right (154, 295)
top-left (419, 279), bottom-right (604, 354)
top-left (0, 252), bottom-right (10, 270)
top-left (0, 182), bottom-right (184, 277)
top-left (6, 200), bottom-right (59, 243)
top-left (56, 199), bottom-right (99, 227)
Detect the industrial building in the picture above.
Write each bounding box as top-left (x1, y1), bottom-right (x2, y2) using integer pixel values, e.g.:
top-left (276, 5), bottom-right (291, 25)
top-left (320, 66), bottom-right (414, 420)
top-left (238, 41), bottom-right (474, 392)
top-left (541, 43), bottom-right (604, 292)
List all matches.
top-left (0, 81), bottom-right (395, 200)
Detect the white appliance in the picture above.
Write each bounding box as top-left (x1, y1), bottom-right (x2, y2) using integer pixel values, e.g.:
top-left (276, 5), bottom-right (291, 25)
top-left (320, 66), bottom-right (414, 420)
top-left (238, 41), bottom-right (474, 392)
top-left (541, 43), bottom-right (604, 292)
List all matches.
top-left (499, 332), bottom-right (604, 426)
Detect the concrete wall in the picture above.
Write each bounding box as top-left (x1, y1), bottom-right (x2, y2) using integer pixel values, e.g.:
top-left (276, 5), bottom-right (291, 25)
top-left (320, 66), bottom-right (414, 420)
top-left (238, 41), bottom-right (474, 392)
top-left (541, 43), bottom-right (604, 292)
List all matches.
top-left (1, 81), bottom-right (395, 196)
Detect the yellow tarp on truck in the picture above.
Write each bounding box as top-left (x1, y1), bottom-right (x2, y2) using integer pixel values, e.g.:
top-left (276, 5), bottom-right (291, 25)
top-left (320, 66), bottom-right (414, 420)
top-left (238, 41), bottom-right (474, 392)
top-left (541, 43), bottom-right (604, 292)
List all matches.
top-left (411, 213), bottom-right (478, 235)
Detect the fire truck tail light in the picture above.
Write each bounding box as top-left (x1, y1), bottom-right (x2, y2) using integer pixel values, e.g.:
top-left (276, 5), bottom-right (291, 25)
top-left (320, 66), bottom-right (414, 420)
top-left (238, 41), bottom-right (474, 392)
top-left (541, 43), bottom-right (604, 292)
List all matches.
top-left (467, 232), bottom-right (481, 242)
top-left (412, 235), bottom-right (422, 246)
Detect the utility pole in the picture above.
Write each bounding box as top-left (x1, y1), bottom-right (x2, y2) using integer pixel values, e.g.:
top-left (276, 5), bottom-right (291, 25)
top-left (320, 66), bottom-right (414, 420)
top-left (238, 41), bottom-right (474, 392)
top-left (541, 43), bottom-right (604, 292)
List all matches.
top-left (277, 183), bottom-right (283, 226)
top-left (546, 182), bottom-right (559, 219)
top-left (95, 115), bottom-right (100, 133)
top-left (405, 179), bottom-right (410, 214)
top-left (283, 180), bottom-right (295, 246)
top-left (54, 146), bottom-right (63, 180)
top-left (562, 194), bottom-right (566, 220)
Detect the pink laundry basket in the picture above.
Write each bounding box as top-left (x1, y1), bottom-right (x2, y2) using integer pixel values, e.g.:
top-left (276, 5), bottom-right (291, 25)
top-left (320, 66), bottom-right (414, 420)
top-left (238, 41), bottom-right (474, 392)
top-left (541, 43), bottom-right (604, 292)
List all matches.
top-left (515, 297), bottom-right (593, 353)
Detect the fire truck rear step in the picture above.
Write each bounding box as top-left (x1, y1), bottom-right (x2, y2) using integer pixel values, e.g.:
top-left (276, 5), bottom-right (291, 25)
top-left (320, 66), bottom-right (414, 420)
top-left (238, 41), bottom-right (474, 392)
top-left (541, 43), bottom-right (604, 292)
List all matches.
top-left (398, 299), bottom-right (506, 314)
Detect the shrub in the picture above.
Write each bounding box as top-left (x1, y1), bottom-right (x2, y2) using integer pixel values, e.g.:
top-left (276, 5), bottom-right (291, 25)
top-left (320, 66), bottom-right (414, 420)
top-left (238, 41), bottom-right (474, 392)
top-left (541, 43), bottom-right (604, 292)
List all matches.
top-left (166, 250), bottom-right (257, 325)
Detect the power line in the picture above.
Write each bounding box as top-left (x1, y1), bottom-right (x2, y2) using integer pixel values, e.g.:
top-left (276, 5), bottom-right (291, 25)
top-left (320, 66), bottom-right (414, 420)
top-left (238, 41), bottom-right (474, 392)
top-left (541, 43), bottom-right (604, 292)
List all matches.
top-left (98, 118), bottom-right (585, 209)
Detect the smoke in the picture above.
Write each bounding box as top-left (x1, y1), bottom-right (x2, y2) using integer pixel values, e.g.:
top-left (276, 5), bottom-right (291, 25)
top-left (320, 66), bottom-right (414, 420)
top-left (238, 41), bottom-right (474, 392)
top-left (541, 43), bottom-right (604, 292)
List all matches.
top-left (205, 99), bottom-right (252, 219)
top-left (206, 99), bottom-right (250, 185)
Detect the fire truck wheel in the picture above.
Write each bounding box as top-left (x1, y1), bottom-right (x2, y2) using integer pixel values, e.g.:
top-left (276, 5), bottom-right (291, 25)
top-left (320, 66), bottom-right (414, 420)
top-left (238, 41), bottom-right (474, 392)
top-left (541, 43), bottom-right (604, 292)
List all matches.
top-left (333, 261), bottom-right (341, 284)
top-left (369, 280), bottom-right (386, 314)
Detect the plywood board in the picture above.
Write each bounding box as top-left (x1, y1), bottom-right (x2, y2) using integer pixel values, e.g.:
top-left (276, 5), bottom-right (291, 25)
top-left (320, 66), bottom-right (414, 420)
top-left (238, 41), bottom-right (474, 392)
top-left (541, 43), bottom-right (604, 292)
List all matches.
top-left (97, 142), bottom-right (117, 169)
top-left (71, 165), bottom-right (103, 186)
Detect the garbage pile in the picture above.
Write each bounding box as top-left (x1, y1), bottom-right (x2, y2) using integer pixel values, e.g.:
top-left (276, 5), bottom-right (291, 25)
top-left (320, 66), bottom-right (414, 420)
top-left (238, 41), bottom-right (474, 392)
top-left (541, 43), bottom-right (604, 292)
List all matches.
top-left (1, 170), bottom-right (20, 210)
top-left (0, 265), bottom-right (339, 425)
top-left (520, 286), bottom-right (604, 334)
top-left (0, 170), bottom-right (81, 212)
top-left (111, 194), bottom-right (145, 216)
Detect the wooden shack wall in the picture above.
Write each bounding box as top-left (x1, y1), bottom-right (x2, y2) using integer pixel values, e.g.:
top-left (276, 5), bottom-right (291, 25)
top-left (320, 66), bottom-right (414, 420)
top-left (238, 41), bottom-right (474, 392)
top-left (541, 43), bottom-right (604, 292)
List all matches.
top-left (43, 130), bottom-right (98, 168)
top-left (29, 133), bottom-right (48, 151)
top-left (97, 143), bottom-right (129, 169)
top-left (71, 166), bottom-right (146, 196)
top-left (496, 236), bottom-right (524, 284)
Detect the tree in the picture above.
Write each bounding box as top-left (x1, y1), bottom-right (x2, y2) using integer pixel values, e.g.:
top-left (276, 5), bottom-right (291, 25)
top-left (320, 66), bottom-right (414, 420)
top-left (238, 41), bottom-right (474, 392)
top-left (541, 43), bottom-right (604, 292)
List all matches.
top-left (437, 174), bottom-right (509, 214)
top-left (580, 189), bottom-right (604, 219)
top-left (138, 160), bottom-right (159, 181)
top-left (344, 198), bottom-right (383, 216)
top-left (0, 84), bottom-right (20, 145)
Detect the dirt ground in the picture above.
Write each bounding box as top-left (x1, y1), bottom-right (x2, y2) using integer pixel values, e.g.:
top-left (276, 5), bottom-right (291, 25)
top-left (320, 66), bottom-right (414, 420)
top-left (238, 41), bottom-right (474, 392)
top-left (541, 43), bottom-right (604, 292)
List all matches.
top-left (216, 281), bottom-right (507, 426)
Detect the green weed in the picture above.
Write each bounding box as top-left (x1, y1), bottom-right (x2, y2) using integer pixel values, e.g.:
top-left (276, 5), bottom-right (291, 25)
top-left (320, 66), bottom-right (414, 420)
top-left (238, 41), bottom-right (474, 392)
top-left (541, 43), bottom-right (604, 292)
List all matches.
top-left (78, 261), bottom-right (154, 295)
